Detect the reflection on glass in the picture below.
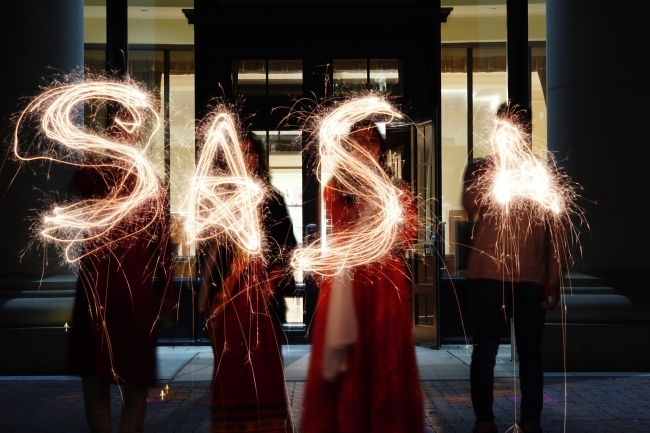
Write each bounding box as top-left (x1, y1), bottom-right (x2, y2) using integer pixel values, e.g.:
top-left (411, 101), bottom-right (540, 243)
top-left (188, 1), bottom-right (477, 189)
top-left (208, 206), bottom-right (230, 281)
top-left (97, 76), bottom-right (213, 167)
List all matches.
top-left (233, 60), bottom-right (266, 95)
top-left (369, 59), bottom-right (402, 95)
top-left (472, 47), bottom-right (507, 159)
top-left (333, 59), bottom-right (402, 95)
top-left (441, 48), bottom-right (469, 263)
top-left (333, 59), bottom-right (367, 95)
top-left (268, 60), bottom-right (302, 95)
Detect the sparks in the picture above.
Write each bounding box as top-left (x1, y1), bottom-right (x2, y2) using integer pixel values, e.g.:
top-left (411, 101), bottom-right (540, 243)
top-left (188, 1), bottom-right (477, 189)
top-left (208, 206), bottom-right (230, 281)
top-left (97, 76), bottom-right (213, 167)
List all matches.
top-left (467, 107), bottom-right (582, 276)
top-left (13, 77), bottom-right (164, 263)
top-left (182, 107), bottom-right (264, 255)
top-left (487, 117), bottom-right (563, 214)
top-left (291, 96), bottom-right (406, 276)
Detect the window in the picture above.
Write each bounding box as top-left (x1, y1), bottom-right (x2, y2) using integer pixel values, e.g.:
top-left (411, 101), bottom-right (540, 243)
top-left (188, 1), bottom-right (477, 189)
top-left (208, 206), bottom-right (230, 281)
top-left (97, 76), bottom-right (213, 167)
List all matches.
top-left (333, 59), bottom-right (402, 96)
top-left (233, 60), bottom-right (303, 96)
top-left (441, 48), bottom-right (469, 262)
top-left (439, 43), bottom-right (546, 276)
top-left (84, 46), bottom-right (196, 275)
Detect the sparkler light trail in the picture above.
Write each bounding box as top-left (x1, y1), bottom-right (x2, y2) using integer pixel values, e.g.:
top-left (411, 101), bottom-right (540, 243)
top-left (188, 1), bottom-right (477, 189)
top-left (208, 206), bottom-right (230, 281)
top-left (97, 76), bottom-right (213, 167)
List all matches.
top-left (465, 107), bottom-right (581, 276)
top-left (12, 77), bottom-right (164, 263)
top-left (290, 96), bottom-right (406, 276)
top-left (182, 107), bottom-right (264, 255)
top-left (487, 115), bottom-right (564, 214)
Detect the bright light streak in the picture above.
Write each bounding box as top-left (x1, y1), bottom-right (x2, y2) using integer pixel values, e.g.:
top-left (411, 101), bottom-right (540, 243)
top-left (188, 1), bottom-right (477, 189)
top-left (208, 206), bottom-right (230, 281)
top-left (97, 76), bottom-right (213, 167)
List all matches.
top-left (468, 109), bottom-right (582, 277)
top-left (291, 96), bottom-right (406, 276)
top-left (12, 77), bottom-right (164, 263)
top-left (182, 108), bottom-right (264, 255)
top-left (488, 118), bottom-right (563, 214)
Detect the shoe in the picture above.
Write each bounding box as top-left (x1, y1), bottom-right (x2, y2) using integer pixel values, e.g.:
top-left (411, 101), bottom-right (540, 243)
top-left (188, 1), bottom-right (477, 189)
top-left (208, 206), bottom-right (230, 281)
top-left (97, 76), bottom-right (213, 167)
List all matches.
top-left (472, 422), bottom-right (498, 433)
top-left (518, 420), bottom-right (543, 433)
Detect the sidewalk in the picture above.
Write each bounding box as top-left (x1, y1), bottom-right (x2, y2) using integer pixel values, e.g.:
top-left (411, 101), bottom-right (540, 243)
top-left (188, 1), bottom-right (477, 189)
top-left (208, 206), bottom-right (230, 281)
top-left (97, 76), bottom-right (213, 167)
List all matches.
top-left (1, 345), bottom-right (649, 432)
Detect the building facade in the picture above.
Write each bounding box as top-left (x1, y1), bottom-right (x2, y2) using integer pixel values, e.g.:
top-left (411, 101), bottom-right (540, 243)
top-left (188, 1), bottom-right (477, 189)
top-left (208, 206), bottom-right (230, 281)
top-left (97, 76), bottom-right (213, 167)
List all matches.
top-left (1, 0), bottom-right (649, 373)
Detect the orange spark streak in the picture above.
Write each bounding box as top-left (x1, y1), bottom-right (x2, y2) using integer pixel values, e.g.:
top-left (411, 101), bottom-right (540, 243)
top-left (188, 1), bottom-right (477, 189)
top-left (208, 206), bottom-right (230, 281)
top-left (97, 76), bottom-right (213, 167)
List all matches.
top-left (183, 108), bottom-right (264, 255)
top-left (13, 78), bottom-right (164, 263)
top-left (468, 113), bottom-right (581, 272)
top-left (291, 96), bottom-right (406, 276)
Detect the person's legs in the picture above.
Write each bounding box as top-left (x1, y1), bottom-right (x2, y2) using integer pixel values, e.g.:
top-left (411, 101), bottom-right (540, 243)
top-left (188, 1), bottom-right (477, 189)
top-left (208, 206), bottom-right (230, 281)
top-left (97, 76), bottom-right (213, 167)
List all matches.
top-left (470, 279), bottom-right (508, 427)
top-left (82, 374), bottom-right (112, 433)
top-left (118, 383), bottom-right (149, 433)
top-left (513, 283), bottom-right (546, 426)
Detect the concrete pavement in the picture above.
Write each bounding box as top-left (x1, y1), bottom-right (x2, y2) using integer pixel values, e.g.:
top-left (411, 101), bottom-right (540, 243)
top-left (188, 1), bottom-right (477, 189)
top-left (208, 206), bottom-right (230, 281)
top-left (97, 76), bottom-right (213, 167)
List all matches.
top-left (1, 345), bottom-right (648, 432)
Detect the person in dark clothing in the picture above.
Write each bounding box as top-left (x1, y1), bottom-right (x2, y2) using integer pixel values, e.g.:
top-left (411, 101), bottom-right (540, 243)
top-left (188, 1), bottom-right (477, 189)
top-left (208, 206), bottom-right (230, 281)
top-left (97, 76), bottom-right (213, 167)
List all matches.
top-left (67, 161), bottom-right (174, 433)
top-left (463, 103), bottom-right (565, 433)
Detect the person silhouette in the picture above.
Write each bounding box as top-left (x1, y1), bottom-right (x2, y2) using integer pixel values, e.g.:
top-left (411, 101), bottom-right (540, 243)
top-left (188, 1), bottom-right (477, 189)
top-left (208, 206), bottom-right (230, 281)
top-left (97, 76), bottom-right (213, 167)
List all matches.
top-left (463, 102), bottom-right (564, 433)
top-left (67, 160), bottom-right (174, 433)
top-left (200, 134), bottom-right (297, 433)
top-left (301, 122), bottom-right (423, 433)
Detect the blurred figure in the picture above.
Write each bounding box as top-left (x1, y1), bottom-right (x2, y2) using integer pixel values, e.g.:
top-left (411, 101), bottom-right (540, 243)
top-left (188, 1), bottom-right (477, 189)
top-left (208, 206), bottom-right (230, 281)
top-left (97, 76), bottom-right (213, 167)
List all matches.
top-left (301, 123), bottom-right (423, 433)
top-left (200, 135), bottom-right (297, 433)
top-left (463, 103), bottom-right (563, 433)
top-left (67, 160), bottom-right (174, 433)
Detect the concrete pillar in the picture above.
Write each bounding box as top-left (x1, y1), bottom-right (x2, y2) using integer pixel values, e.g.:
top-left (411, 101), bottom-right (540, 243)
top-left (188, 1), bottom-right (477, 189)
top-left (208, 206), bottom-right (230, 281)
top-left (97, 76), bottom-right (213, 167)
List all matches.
top-left (547, 1), bottom-right (650, 278)
top-left (0, 1), bottom-right (84, 277)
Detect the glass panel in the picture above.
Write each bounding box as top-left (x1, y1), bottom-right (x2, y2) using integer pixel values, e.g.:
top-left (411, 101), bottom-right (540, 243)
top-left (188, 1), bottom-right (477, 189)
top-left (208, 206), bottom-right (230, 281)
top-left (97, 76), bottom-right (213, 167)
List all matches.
top-left (84, 49), bottom-right (108, 132)
top-left (84, 49), bottom-right (105, 72)
top-left (415, 122), bottom-right (434, 257)
top-left (284, 296), bottom-right (304, 324)
top-left (264, 130), bottom-right (303, 248)
top-left (169, 51), bottom-right (196, 261)
top-left (233, 60), bottom-right (266, 96)
top-left (472, 47), bottom-right (507, 159)
top-left (441, 48), bottom-right (469, 267)
top-left (333, 59), bottom-right (367, 95)
top-left (416, 294), bottom-right (435, 327)
top-left (128, 50), bottom-right (165, 178)
top-left (268, 60), bottom-right (303, 96)
top-left (369, 59), bottom-right (402, 95)
top-left (531, 46), bottom-right (547, 158)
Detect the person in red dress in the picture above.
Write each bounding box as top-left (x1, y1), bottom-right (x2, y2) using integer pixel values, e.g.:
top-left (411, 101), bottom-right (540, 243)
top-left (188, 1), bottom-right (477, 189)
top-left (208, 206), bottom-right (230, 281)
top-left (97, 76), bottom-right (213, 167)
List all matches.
top-left (301, 123), bottom-right (424, 433)
top-left (201, 135), bottom-right (297, 433)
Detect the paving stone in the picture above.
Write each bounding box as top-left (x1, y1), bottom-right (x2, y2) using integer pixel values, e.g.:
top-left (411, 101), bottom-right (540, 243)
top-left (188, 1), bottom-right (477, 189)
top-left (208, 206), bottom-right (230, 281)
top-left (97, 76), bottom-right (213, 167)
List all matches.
top-left (1, 376), bottom-right (649, 432)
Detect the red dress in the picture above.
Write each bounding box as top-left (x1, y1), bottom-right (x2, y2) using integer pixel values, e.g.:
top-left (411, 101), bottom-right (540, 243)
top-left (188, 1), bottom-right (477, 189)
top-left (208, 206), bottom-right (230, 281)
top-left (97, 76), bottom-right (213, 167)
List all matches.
top-left (301, 181), bottom-right (424, 433)
top-left (205, 190), bottom-right (296, 433)
top-left (67, 166), bottom-right (174, 387)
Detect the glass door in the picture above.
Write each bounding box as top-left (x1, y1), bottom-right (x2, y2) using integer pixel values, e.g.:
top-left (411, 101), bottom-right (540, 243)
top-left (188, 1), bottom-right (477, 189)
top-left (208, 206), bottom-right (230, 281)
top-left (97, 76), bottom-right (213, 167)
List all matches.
top-left (412, 121), bottom-right (439, 348)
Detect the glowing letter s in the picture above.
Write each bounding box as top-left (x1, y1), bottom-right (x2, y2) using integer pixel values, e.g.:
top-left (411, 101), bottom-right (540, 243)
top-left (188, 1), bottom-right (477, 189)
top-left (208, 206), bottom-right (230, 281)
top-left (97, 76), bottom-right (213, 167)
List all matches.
top-left (291, 96), bottom-right (407, 276)
top-left (13, 79), bottom-right (164, 263)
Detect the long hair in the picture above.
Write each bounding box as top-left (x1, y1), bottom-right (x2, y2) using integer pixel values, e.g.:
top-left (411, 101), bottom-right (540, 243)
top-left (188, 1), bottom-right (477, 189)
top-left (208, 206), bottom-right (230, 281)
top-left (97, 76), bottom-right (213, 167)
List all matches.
top-left (242, 131), bottom-right (269, 179)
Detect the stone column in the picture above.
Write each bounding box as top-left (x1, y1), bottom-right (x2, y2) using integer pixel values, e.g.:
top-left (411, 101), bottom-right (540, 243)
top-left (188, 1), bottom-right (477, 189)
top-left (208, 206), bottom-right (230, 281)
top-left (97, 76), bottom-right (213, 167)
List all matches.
top-left (547, 1), bottom-right (650, 278)
top-left (0, 1), bottom-right (84, 278)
